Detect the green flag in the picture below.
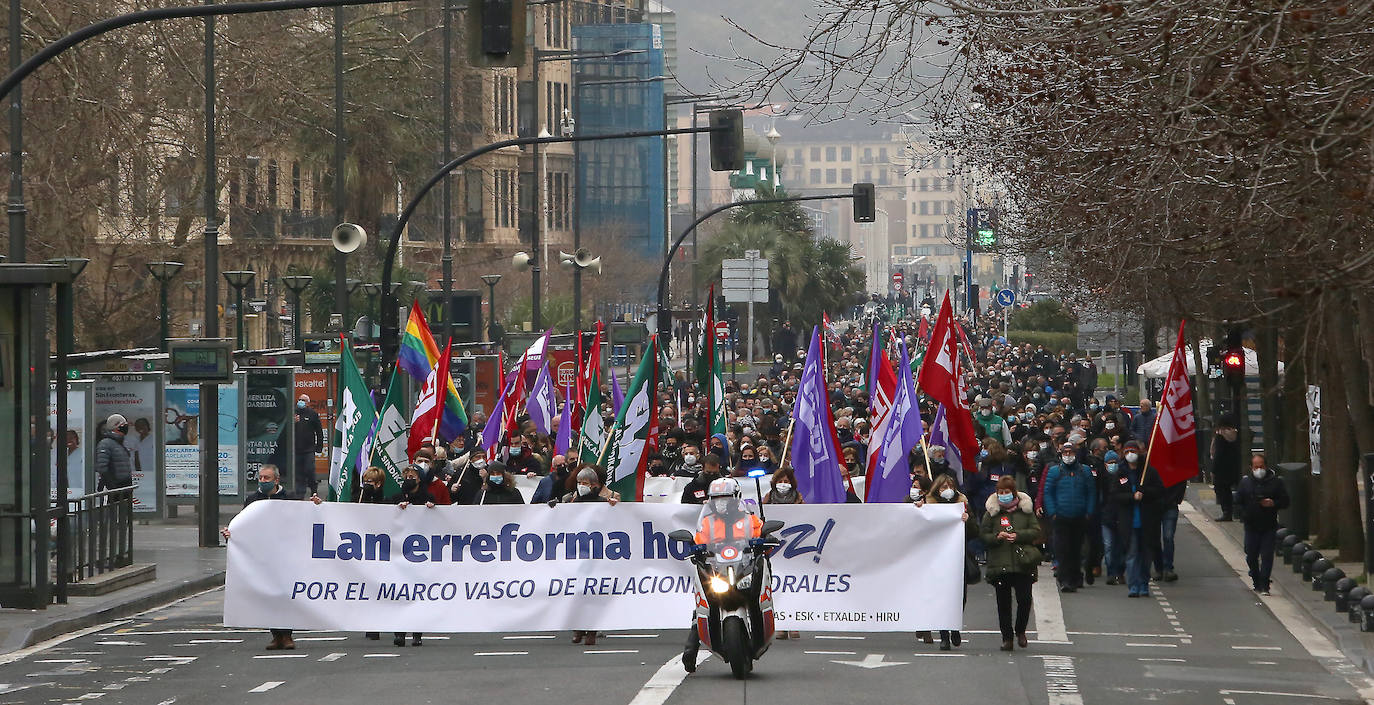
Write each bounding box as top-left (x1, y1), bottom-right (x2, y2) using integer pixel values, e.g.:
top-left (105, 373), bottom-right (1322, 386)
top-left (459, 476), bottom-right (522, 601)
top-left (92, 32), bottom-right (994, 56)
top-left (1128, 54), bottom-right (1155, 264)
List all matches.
top-left (327, 339), bottom-right (376, 502)
top-left (367, 368), bottom-right (408, 495)
top-left (708, 343), bottom-right (727, 436)
top-left (578, 366), bottom-right (605, 466)
top-left (604, 337), bottom-right (659, 500)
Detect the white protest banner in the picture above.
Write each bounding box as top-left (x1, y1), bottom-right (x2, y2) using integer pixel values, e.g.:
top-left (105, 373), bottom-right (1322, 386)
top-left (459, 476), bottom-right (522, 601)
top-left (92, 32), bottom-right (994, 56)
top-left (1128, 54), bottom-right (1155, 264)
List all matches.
top-left (224, 502), bottom-right (964, 633)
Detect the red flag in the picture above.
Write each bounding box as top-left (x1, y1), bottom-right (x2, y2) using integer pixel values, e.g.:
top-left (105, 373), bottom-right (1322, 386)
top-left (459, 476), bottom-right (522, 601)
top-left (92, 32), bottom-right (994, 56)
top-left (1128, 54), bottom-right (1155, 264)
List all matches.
top-left (916, 293), bottom-right (978, 468)
top-left (1148, 322), bottom-right (1199, 487)
top-left (864, 322), bottom-right (899, 490)
top-left (917, 316), bottom-right (929, 342)
top-left (407, 339), bottom-right (452, 461)
top-left (573, 322), bottom-right (603, 435)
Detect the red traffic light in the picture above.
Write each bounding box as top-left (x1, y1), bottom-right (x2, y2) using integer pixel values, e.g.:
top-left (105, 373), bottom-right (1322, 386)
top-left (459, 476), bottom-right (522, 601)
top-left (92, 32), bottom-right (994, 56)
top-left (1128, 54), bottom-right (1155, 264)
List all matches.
top-left (1222, 351), bottom-right (1243, 369)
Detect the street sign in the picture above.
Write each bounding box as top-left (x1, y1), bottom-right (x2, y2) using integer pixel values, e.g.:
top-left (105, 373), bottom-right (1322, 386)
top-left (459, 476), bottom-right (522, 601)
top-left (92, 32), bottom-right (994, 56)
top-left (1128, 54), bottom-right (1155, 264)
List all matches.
top-left (995, 289), bottom-right (1016, 308)
top-left (715, 321), bottom-right (730, 340)
top-left (721, 256), bottom-right (769, 304)
top-left (892, 271), bottom-right (904, 291)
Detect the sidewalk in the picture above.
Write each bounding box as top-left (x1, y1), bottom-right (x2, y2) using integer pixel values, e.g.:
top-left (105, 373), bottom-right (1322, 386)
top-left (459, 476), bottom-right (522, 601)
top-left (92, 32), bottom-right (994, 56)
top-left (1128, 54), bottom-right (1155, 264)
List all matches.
top-left (1185, 484), bottom-right (1374, 677)
top-left (0, 519), bottom-right (227, 655)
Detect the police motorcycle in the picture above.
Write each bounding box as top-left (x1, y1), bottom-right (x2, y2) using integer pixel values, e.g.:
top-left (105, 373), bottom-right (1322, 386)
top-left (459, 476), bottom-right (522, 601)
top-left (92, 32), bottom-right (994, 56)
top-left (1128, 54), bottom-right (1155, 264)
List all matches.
top-left (669, 478), bottom-right (785, 680)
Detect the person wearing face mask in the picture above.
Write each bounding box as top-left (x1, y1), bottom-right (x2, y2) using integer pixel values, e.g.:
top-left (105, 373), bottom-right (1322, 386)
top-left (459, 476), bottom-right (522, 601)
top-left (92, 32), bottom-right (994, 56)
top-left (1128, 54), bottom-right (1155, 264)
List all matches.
top-left (737, 446), bottom-right (764, 477)
top-left (472, 461), bottom-right (523, 505)
top-left (1042, 442), bottom-right (1097, 593)
top-left (532, 454), bottom-right (572, 504)
top-left (974, 398), bottom-right (1012, 445)
top-left (756, 446), bottom-right (778, 473)
top-left (221, 464), bottom-right (320, 650)
top-left (1098, 451), bottom-right (1130, 586)
top-left (673, 445), bottom-right (703, 478)
top-left (356, 467), bottom-right (391, 642)
top-left (449, 454), bottom-right (486, 505)
top-left (1236, 454), bottom-right (1289, 595)
top-left (412, 450), bottom-right (452, 506)
top-left (680, 454), bottom-right (723, 504)
top-left (1118, 441), bottom-right (1166, 597)
top-left (764, 467), bottom-right (804, 505)
top-left (1210, 415), bottom-right (1242, 521)
top-left (925, 445), bottom-right (952, 482)
top-left (925, 474), bottom-right (971, 651)
top-left (980, 476), bottom-right (1041, 651)
top-left (293, 395), bottom-right (324, 497)
top-left (95, 413), bottom-right (134, 491)
top-left (392, 465), bottom-right (438, 645)
top-left (506, 437), bottom-right (543, 476)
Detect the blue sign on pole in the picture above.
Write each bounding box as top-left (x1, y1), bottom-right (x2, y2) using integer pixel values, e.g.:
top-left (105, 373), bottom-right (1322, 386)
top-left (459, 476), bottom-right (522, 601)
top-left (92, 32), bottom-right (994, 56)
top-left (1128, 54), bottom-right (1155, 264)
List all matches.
top-left (995, 289), bottom-right (1016, 308)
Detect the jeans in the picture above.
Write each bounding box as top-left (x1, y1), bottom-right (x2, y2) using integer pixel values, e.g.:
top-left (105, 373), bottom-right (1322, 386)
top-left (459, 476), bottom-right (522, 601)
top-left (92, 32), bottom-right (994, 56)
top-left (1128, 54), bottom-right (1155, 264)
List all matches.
top-left (991, 573), bottom-right (1034, 640)
top-left (1053, 516), bottom-right (1088, 587)
top-left (1215, 478), bottom-right (1235, 516)
top-left (295, 453), bottom-right (318, 495)
top-left (1154, 506), bottom-right (1179, 572)
top-left (1102, 524), bottom-right (1124, 577)
top-left (1244, 528), bottom-right (1277, 591)
top-left (1125, 528), bottom-right (1152, 594)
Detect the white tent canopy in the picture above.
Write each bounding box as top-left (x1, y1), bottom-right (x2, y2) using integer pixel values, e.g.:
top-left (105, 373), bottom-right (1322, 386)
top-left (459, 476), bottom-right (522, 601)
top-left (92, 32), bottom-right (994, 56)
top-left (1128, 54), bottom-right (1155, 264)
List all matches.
top-left (1136, 338), bottom-right (1285, 380)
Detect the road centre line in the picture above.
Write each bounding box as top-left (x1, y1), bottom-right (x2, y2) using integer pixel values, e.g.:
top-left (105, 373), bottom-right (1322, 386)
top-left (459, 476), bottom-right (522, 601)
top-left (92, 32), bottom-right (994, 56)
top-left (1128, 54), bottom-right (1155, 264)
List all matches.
top-left (627, 653), bottom-right (710, 705)
top-left (804, 650), bottom-right (857, 655)
top-left (812, 635), bottom-right (866, 640)
top-left (251, 654), bottom-right (306, 659)
top-left (474, 651), bottom-right (529, 656)
top-left (585, 649), bottom-right (639, 654)
top-left (1231, 645), bottom-right (1282, 651)
top-left (1125, 643), bottom-right (1178, 648)
top-left (318, 653), bottom-right (346, 662)
top-left (503, 635), bottom-right (556, 640)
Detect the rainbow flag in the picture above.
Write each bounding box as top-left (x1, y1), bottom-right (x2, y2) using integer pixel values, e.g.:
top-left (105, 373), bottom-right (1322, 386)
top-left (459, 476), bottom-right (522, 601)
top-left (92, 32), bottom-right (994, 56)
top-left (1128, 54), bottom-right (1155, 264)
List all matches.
top-left (397, 301), bottom-right (468, 441)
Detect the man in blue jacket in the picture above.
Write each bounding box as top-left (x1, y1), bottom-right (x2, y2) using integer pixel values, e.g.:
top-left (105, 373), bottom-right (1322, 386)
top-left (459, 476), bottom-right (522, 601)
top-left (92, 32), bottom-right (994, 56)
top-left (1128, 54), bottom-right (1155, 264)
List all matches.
top-left (1043, 441), bottom-right (1097, 593)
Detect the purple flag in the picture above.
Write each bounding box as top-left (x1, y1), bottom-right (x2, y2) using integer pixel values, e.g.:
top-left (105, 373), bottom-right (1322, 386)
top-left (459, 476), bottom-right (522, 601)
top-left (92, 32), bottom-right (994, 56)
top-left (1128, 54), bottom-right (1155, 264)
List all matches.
top-left (481, 368), bottom-right (516, 453)
top-left (789, 327), bottom-right (847, 504)
top-left (609, 368), bottom-right (625, 416)
top-left (866, 336), bottom-right (925, 502)
top-left (527, 361), bottom-right (557, 436)
top-left (928, 403), bottom-right (965, 485)
top-left (554, 391), bottom-right (573, 455)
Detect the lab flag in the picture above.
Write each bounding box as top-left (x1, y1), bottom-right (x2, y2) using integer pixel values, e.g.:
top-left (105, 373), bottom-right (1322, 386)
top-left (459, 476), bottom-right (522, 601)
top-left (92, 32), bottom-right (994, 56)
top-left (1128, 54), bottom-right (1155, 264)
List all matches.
top-left (867, 338), bottom-right (924, 503)
top-left (407, 339), bottom-right (453, 461)
top-left (789, 327), bottom-right (847, 504)
top-left (610, 368), bottom-right (625, 416)
top-left (1148, 321), bottom-right (1199, 487)
top-left (578, 366), bottom-right (605, 465)
top-left (527, 361), bottom-right (557, 436)
top-left (397, 301), bottom-right (441, 383)
top-left (929, 404), bottom-right (965, 485)
top-left (604, 336), bottom-right (660, 501)
top-left (865, 321), bottom-right (898, 475)
top-left (327, 338), bottom-right (375, 502)
top-left (554, 393), bottom-right (574, 456)
top-left (916, 293), bottom-right (978, 470)
top-left (366, 368), bottom-right (408, 494)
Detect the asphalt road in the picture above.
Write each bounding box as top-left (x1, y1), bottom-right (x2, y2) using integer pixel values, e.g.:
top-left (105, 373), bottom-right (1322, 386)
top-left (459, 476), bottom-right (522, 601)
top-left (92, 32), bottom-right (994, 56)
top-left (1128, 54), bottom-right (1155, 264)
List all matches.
top-left (2, 502), bottom-right (1370, 705)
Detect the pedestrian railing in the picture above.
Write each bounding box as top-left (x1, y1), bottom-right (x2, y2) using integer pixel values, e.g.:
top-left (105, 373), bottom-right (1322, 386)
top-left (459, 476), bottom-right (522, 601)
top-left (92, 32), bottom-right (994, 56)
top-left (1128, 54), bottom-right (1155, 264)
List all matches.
top-left (61, 486), bottom-right (134, 584)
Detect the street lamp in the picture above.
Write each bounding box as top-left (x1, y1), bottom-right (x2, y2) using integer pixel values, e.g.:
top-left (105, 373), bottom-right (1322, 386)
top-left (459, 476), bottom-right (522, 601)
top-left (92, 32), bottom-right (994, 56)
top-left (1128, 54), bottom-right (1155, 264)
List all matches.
top-left (146, 261), bottom-right (185, 352)
top-left (223, 270), bottom-right (256, 349)
top-left (184, 279), bottom-right (202, 336)
top-left (281, 274), bottom-right (313, 349)
top-left (480, 274), bottom-right (502, 344)
top-left (46, 256), bottom-right (90, 278)
top-left (765, 126), bottom-right (782, 191)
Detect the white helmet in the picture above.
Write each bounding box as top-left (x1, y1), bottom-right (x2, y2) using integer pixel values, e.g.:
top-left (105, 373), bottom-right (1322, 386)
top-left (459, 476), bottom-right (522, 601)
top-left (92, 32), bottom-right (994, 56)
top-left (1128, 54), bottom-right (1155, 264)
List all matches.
top-left (707, 477), bottom-right (739, 499)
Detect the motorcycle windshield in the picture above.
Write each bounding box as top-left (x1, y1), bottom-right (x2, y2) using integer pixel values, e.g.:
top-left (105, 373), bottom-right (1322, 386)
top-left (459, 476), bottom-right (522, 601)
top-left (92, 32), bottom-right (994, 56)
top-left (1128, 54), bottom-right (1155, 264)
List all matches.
top-left (697, 497), bottom-right (758, 566)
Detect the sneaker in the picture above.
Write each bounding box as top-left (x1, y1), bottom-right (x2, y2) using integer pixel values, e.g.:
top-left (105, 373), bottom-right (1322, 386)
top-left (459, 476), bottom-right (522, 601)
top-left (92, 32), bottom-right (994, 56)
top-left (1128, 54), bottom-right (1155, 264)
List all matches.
top-left (1261, 589), bottom-right (1272, 596)
top-left (683, 650), bottom-right (697, 673)
top-left (1106, 576), bottom-right (1122, 586)
top-left (1060, 585), bottom-right (1077, 594)
top-left (393, 636), bottom-right (406, 647)
top-left (778, 631), bottom-right (790, 640)
top-left (939, 637), bottom-right (951, 651)
top-left (1163, 570), bottom-right (1178, 582)
top-left (1084, 573), bottom-right (1095, 586)
top-left (951, 631), bottom-right (961, 646)
top-left (412, 636), bottom-right (423, 646)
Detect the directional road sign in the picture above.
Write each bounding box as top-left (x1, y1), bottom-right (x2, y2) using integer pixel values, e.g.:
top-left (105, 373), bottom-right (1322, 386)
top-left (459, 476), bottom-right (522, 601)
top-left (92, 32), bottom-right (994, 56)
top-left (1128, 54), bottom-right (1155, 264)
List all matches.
top-left (994, 288), bottom-right (1016, 308)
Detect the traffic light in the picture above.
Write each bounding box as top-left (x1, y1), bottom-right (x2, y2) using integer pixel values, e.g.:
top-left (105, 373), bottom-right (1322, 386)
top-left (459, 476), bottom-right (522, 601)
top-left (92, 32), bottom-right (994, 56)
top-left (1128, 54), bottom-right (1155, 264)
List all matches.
top-left (709, 109), bottom-right (744, 171)
top-left (1222, 345), bottom-right (1245, 389)
top-left (852, 182), bottom-right (875, 222)
top-left (467, 0), bottom-right (526, 68)
top-left (968, 208), bottom-right (997, 251)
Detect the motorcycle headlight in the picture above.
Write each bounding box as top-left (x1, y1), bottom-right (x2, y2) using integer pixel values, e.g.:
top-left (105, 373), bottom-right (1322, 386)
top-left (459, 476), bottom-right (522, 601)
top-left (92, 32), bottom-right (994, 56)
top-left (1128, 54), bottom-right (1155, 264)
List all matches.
top-left (735, 574), bottom-right (753, 590)
top-left (709, 575), bottom-right (731, 594)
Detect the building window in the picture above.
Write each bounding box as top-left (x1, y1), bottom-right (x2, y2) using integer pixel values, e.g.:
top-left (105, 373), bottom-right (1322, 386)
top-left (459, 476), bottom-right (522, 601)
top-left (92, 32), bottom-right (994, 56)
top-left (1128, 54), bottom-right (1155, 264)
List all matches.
top-left (879, 148), bottom-right (888, 162)
top-left (841, 146), bottom-right (851, 161)
top-left (893, 246), bottom-right (907, 255)
top-left (809, 169), bottom-right (821, 183)
top-left (495, 169), bottom-right (519, 229)
top-left (911, 201), bottom-right (917, 214)
top-left (932, 201), bottom-right (942, 216)
top-left (793, 149), bottom-right (802, 163)
top-left (841, 168), bottom-right (851, 183)
top-left (825, 169), bottom-right (836, 184)
top-left (810, 147), bottom-right (821, 161)
top-left (947, 199), bottom-right (955, 213)
top-left (267, 160), bottom-right (278, 209)
top-left (919, 178), bottom-right (928, 191)
top-left (863, 147), bottom-right (872, 161)
top-left (918, 201), bottom-right (928, 215)
top-left (291, 162), bottom-right (302, 210)
top-left (878, 170), bottom-right (888, 185)
top-left (920, 224), bottom-right (929, 237)
top-left (825, 146), bottom-right (836, 161)
top-left (933, 224), bottom-right (944, 237)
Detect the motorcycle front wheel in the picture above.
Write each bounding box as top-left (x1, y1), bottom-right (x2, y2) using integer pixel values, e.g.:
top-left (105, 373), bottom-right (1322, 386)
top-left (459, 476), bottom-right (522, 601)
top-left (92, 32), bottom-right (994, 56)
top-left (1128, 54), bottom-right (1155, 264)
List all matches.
top-left (722, 616), bottom-right (751, 680)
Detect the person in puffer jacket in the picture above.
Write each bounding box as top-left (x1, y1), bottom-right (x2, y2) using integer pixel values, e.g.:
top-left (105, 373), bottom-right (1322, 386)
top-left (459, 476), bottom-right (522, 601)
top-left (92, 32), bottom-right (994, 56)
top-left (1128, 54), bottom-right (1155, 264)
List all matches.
top-left (1042, 441), bottom-right (1097, 593)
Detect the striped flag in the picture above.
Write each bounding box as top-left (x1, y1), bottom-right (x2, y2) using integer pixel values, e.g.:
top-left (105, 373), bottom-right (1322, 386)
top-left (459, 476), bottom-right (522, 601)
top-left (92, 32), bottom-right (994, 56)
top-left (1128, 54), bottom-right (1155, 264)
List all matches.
top-left (327, 337), bottom-right (375, 502)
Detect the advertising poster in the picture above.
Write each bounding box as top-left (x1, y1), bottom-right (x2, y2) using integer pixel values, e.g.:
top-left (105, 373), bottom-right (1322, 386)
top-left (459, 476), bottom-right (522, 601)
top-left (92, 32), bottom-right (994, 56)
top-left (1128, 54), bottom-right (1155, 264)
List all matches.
top-left (165, 383), bottom-right (241, 496)
top-left (245, 369), bottom-right (294, 487)
top-left (48, 384), bottom-right (91, 500)
top-left (450, 356), bottom-right (477, 415)
top-left (92, 374), bottom-right (163, 514)
top-left (472, 355), bottom-right (500, 417)
top-left (294, 369), bottom-right (335, 483)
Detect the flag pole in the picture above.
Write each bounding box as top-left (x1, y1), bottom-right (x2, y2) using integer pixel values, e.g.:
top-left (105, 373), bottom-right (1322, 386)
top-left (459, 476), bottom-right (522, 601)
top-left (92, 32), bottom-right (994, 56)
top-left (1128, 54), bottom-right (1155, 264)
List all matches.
top-left (1140, 320), bottom-right (1184, 485)
top-left (776, 418), bottom-right (797, 469)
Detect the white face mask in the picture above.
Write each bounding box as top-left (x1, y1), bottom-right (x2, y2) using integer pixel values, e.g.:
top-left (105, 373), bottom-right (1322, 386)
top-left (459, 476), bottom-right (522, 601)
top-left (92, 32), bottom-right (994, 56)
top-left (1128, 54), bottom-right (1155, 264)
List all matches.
top-left (939, 488), bottom-right (956, 501)
top-left (1252, 468), bottom-right (1266, 479)
top-left (1061, 455), bottom-right (1076, 465)
top-left (776, 483), bottom-right (793, 493)
top-left (1125, 452), bottom-right (1140, 464)
top-left (1105, 422), bottom-right (1116, 430)
top-left (683, 454), bottom-right (699, 465)
top-left (909, 488), bottom-right (923, 501)
top-left (1026, 451), bottom-right (1038, 461)
top-left (577, 484), bottom-right (593, 497)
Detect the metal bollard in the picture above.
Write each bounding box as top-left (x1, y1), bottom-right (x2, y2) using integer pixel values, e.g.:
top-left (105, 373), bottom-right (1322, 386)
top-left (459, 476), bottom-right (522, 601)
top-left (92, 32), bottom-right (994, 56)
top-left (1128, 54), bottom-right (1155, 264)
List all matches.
top-left (1349, 588), bottom-right (1370, 622)
top-left (1309, 558), bottom-right (1332, 588)
top-left (1289, 541), bottom-right (1310, 568)
top-left (1301, 550), bottom-right (1323, 580)
top-left (1321, 567), bottom-right (1345, 599)
top-left (1280, 534), bottom-right (1301, 561)
top-left (1360, 594), bottom-right (1374, 632)
top-left (1335, 578), bottom-right (1358, 611)
top-left (1275, 527), bottom-right (1293, 551)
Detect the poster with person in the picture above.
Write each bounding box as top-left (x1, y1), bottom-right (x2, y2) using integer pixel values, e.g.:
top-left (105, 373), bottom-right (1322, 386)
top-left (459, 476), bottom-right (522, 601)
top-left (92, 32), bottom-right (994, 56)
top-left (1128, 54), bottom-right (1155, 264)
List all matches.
top-left (165, 381), bottom-right (242, 496)
top-left (244, 368), bottom-right (293, 489)
top-left (293, 369), bottom-right (334, 484)
top-left (48, 381), bottom-right (92, 500)
top-left (91, 373), bottom-right (164, 514)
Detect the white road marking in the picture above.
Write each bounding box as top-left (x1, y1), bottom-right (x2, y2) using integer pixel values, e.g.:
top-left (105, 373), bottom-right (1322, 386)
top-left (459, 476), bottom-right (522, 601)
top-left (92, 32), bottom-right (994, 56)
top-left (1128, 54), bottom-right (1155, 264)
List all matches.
top-left (143, 656), bottom-right (197, 664)
top-left (606, 634), bottom-right (660, 638)
top-left (910, 653), bottom-right (966, 657)
top-left (362, 654), bottom-right (398, 658)
top-left (187, 639), bottom-right (243, 644)
top-left (35, 659), bottom-right (86, 663)
top-left (95, 641), bottom-right (144, 646)
top-left (76, 694), bottom-right (105, 700)
top-left (102, 684), bottom-right (126, 690)
top-left (125, 676), bottom-right (151, 682)
top-left (812, 635), bottom-right (865, 640)
top-left (251, 654), bottom-right (306, 659)
top-left (627, 653), bottom-right (710, 705)
top-left (503, 634), bottom-right (556, 640)
top-left (803, 650), bottom-right (857, 655)
top-left (1032, 578), bottom-right (1069, 643)
top-left (1219, 690), bottom-right (1340, 699)
top-left (830, 653), bottom-right (909, 669)
top-left (291, 637), bottom-right (348, 642)
top-left (248, 681), bottom-right (285, 693)
top-left (585, 649), bottom-right (640, 654)
top-left (1250, 661), bottom-right (1279, 665)
top-left (0, 620), bottom-right (131, 666)
top-left (1064, 631), bottom-right (1192, 639)
top-left (473, 651), bottom-right (529, 656)
top-left (1030, 654), bottom-right (1083, 705)
top-left (1138, 658), bottom-right (1186, 663)
top-left (148, 667), bottom-right (173, 674)
top-left (318, 653), bottom-right (346, 662)
top-left (1231, 645), bottom-right (1282, 651)
top-left (155, 699), bottom-right (178, 705)
top-left (1183, 500), bottom-right (1374, 701)
top-left (1125, 643), bottom-right (1178, 648)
